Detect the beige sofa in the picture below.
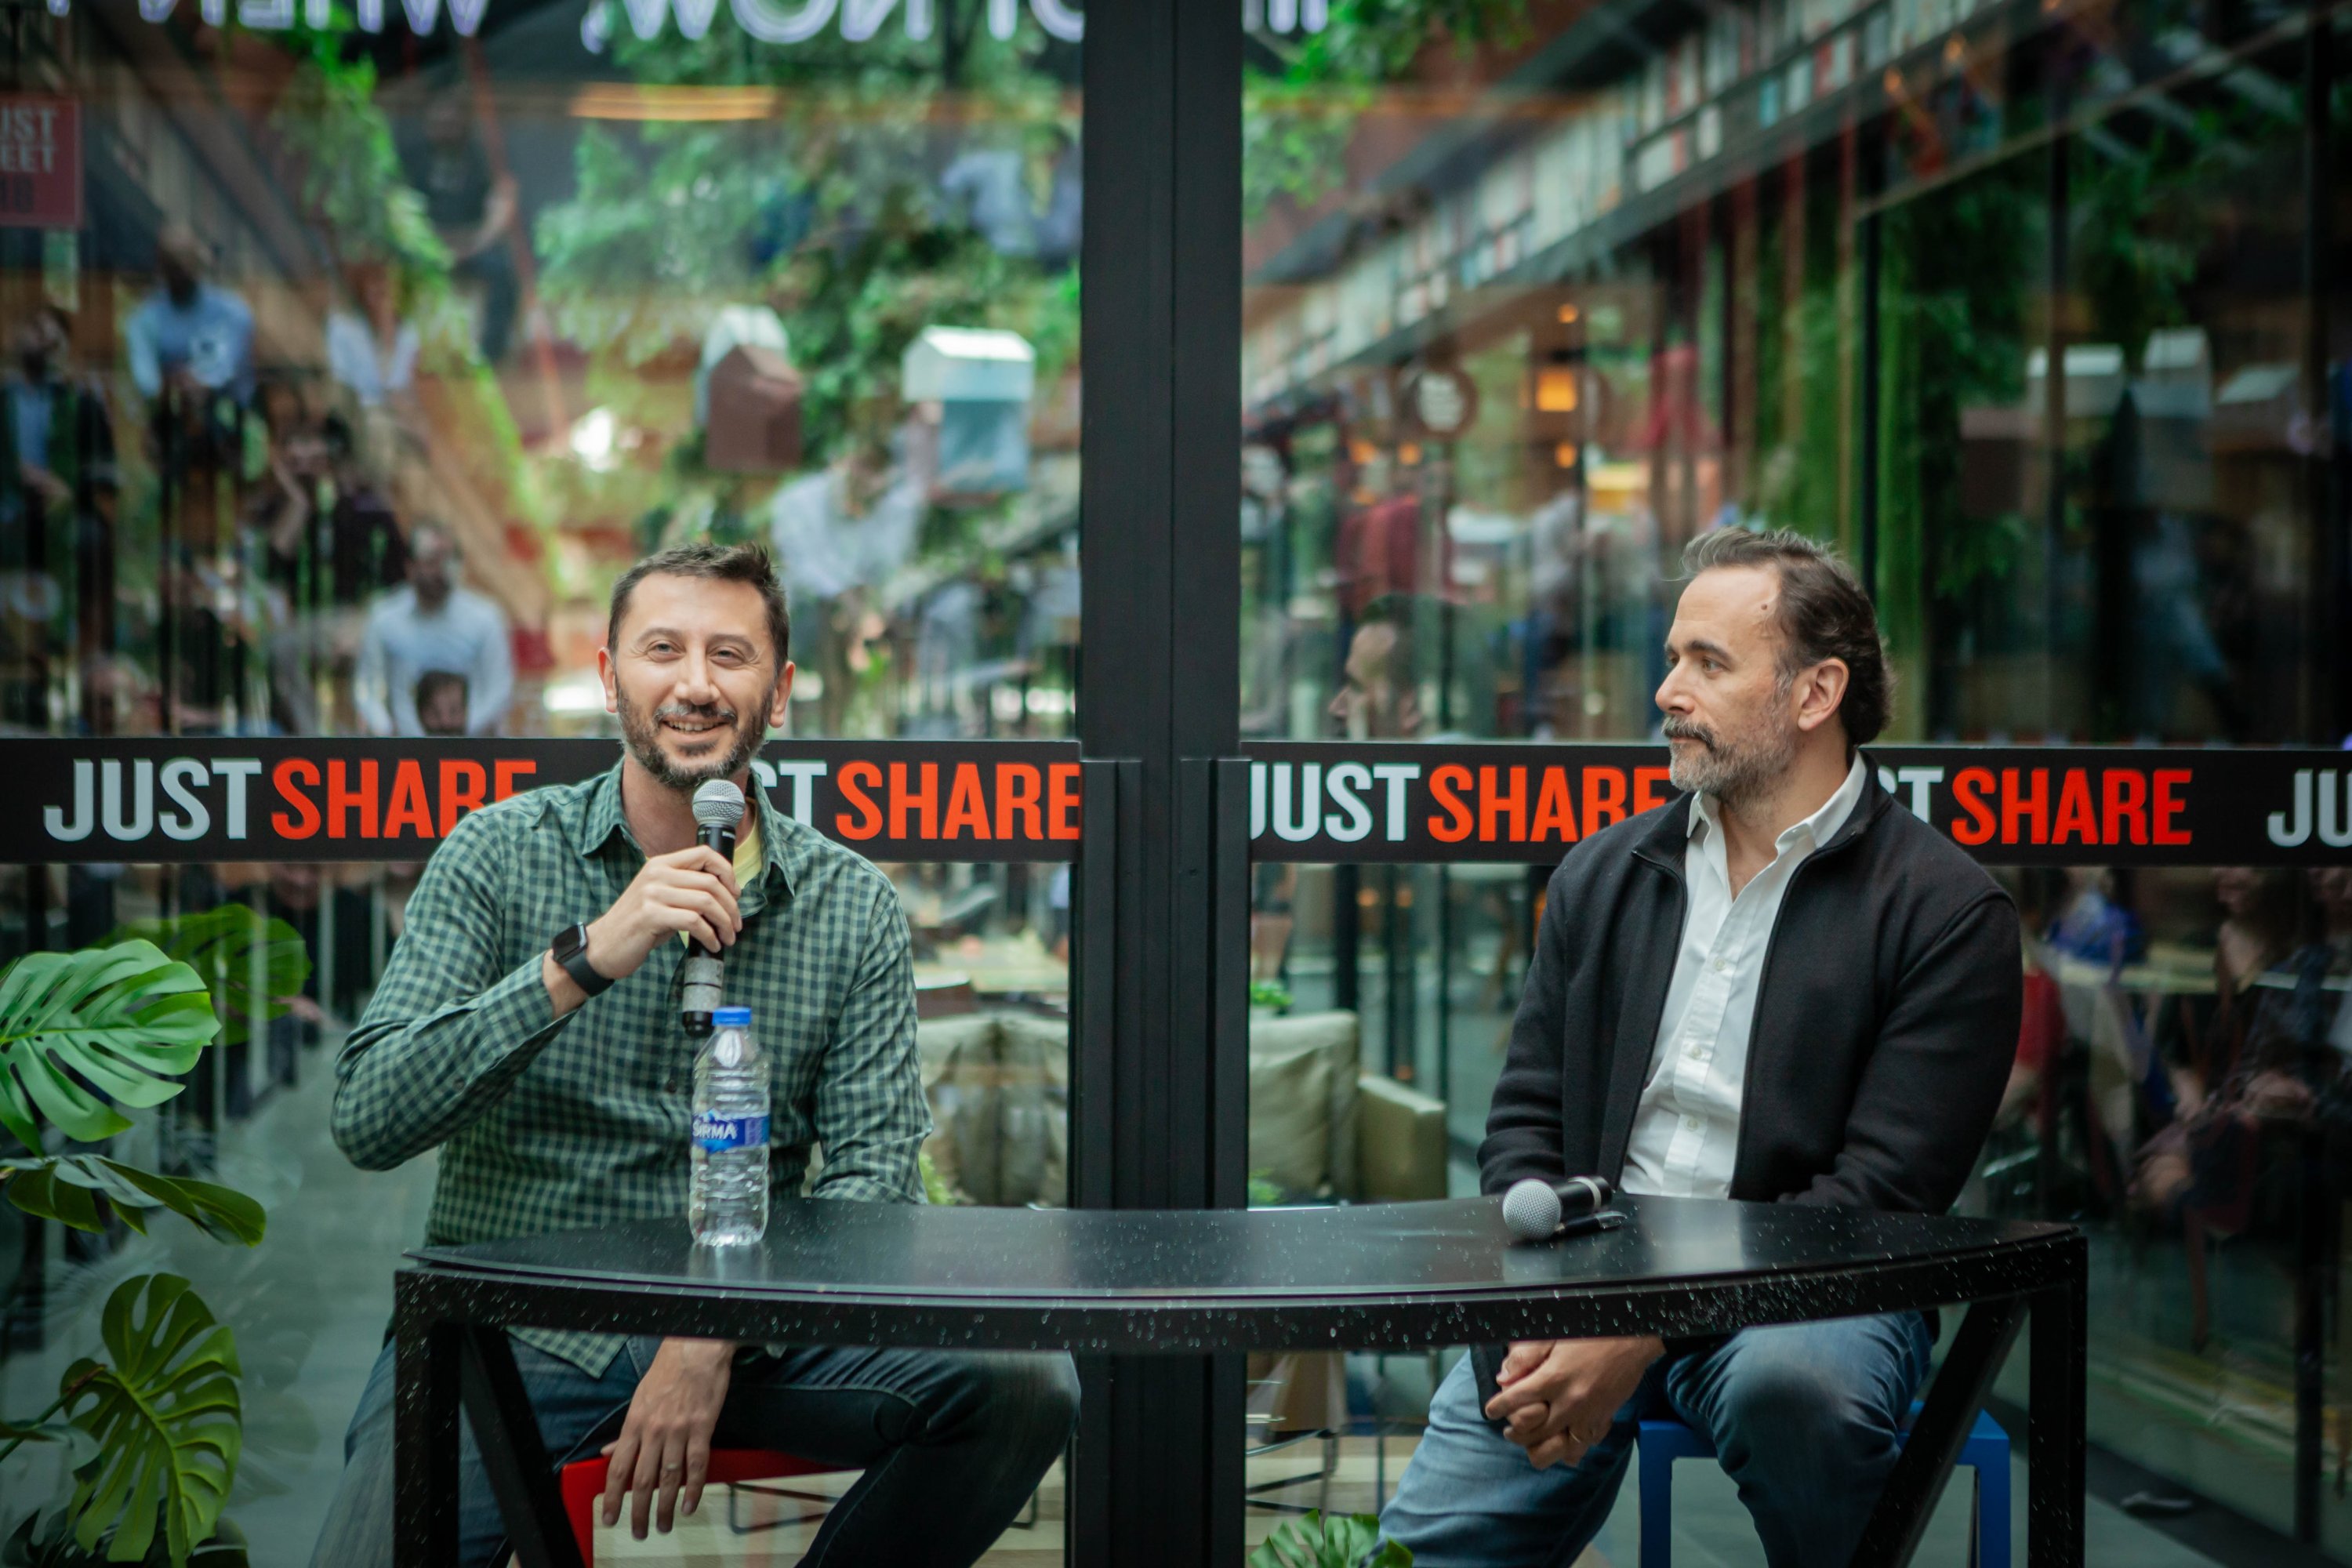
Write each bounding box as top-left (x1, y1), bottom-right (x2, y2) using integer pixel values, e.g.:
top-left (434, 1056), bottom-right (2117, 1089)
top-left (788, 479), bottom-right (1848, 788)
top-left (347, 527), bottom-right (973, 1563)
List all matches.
top-left (912, 1009), bottom-right (1449, 1210)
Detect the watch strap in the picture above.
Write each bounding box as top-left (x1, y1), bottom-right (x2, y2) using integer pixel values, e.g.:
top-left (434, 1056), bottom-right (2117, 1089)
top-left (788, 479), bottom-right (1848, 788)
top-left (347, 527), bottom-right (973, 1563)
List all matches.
top-left (554, 924), bottom-right (612, 998)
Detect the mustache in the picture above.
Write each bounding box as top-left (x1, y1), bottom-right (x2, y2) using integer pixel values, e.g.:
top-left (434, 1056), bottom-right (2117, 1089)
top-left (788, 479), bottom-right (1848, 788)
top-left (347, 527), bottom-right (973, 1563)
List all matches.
top-left (1661, 716), bottom-right (1715, 749)
top-left (654, 702), bottom-right (738, 726)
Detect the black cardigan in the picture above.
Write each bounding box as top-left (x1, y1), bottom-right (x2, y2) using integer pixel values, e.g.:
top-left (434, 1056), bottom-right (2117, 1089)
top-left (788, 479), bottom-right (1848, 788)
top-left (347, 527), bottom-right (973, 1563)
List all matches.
top-left (1481, 767), bottom-right (2023, 1216)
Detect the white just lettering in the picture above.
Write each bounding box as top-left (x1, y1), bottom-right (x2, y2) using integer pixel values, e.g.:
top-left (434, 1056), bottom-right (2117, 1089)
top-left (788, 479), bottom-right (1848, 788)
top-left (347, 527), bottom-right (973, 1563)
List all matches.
top-left (42, 756), bottom-right (262, 845)
top-left (2268, 768), bottom-right (2352, 849)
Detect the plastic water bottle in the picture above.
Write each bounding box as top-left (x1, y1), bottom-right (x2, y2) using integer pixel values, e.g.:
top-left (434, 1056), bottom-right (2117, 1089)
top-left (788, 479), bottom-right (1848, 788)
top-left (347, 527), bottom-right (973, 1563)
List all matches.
top-left (690, 1006), bottom-right (769, 1247)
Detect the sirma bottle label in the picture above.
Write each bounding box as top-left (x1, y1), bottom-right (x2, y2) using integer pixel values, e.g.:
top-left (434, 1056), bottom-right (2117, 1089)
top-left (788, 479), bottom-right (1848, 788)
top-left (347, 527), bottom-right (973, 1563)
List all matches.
top-left (692, 1112), bottom-right (769, 1152)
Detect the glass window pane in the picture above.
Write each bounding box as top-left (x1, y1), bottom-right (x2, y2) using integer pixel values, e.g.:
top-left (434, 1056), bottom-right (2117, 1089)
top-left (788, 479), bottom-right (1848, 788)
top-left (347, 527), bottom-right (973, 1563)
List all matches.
top-left (0, 5), bottom-right (1079, 1560)
top-left (1242, 0), bottom-right (2343, 1553)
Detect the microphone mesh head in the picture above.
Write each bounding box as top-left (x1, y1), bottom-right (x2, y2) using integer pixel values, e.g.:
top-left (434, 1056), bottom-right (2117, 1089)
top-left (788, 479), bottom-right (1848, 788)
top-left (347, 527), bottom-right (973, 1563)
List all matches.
top-left (691, 779), bottom-right (746, 829)
top-left (1501, 1178), bottom-right (1562, 1242)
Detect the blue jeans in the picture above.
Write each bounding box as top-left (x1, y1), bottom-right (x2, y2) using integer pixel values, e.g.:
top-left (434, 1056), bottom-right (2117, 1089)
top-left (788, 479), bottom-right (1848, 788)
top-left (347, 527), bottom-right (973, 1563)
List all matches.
top-left (310, 1333), bottom-right (1079, 1568)
top-left (1381, 1312), bottom-right (1935, 1568)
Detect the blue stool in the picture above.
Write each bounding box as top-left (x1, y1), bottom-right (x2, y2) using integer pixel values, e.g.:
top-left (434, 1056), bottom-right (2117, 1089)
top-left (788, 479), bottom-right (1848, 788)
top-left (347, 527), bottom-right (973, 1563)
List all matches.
top-left (1635, 1404), bottom-right (2009, 1568)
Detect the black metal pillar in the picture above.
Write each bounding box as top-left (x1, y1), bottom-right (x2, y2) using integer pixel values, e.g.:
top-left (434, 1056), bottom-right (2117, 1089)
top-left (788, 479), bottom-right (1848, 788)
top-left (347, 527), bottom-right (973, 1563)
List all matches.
top-left (1074, 0), bottom-right (1244, 1562)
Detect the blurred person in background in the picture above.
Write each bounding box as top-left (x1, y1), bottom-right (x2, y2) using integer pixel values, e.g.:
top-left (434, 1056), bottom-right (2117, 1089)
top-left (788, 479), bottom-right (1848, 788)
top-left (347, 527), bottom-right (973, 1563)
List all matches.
top-left (2, 305), bottom-right (114, 533)
top-left (353, 522), bottom-right (512, 736)
top-left (326, 260), bottom-right (421, 414)
top-left (255, 412), bottom-right (408, 732)
top-left (415, 668), bottom-right (470, 738)
top-left (1328, 596), bottom-right (1425, 740)
top-left (126, 223), bottom-right (254, 531)
top-left (2131, 868), bottom-right (2300, 1351)
top-left (2046, 866), bottom-right (2147, 971)
top-left (0, 306), bottom-right (114, 729)
top-left (387, 670), bottom-right (473, 936)
top-left (401, 87), bottom-right (519, 365)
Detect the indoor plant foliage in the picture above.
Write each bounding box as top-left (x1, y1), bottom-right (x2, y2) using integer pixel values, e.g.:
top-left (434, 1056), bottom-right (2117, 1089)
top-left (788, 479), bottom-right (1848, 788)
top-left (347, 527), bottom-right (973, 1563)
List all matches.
top-left (0, 928), bottom-right (278, 1566)
top-left (1250, 1510), bottom-right (1411, 1568)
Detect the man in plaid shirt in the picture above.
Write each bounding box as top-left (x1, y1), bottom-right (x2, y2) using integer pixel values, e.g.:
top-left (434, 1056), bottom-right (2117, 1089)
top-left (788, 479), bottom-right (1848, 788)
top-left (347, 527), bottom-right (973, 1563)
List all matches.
top-left (311, 543), bottom-right (1078, 1568)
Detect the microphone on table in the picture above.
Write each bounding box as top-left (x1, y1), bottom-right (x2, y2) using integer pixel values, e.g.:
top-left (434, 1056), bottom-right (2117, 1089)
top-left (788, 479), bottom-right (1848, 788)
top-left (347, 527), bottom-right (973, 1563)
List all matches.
top-left (681, 779), bottom-right (745, 1036)
top-left (1501, 1175), bottom-right (1616, 1243)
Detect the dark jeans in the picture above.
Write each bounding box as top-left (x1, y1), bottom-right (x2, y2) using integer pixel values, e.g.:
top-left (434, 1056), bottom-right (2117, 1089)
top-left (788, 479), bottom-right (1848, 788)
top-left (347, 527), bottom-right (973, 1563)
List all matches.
top-left (311, 1331), bottom-right (1079, 1568)
top-left (1381, 1311), bottom-right (1936, 1568)
top-left (455, 245), bottom-right (518, 365)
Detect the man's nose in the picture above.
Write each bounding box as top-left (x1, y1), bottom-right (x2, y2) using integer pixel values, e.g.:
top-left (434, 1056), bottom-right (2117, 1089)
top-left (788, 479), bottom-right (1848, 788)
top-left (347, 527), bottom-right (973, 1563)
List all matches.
top-left (677, 652), bottom-right (722, 703)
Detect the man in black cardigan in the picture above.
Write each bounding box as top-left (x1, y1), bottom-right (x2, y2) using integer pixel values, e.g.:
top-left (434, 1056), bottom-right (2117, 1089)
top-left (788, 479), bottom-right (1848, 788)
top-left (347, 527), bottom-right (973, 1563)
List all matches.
top-left (1382, 528), bottom-right (2021, 1568)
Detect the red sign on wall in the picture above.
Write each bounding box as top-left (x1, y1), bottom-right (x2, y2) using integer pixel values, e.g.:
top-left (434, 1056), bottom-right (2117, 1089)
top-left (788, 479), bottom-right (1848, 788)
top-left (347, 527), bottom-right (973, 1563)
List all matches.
top-left (0, 98), bottom-right (80, 230)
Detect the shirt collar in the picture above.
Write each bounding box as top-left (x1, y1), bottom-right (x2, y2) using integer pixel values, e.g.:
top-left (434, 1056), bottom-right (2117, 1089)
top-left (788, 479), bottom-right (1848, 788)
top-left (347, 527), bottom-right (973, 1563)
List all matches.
top-left (568, 758), bottom-right (799, 901)
top-left (1688, 752), bottom-right (1870, 858)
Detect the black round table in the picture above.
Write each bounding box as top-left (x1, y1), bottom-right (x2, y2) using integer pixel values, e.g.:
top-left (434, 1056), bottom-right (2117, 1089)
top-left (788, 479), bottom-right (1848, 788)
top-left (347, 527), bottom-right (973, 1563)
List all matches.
top-left (394, 1194), bottom-right (2084, 1567)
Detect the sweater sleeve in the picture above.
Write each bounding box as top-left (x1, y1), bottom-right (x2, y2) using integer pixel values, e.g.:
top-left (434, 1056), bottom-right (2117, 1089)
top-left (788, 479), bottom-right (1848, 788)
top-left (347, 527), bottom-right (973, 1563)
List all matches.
top-left (1784, 890), bottom-right (2023, 1214)
top-left (1477, 861), bottom-right (1577, 1196)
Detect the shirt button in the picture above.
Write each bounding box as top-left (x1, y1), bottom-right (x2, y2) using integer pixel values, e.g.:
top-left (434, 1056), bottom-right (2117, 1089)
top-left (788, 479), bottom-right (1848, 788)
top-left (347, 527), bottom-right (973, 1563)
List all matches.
top-left (1712, 957), bottom-right (1731, 974)
top-left (1682, 1116), bottom-right (1703, 1132)
top-left (1684, 1043), bottom-right (1705, 1060)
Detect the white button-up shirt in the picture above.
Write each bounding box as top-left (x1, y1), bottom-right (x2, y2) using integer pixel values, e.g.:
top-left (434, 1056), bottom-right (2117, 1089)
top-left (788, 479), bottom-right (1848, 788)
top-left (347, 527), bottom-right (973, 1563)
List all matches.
top-left (1619, 755), bottom-right (1870, 1199)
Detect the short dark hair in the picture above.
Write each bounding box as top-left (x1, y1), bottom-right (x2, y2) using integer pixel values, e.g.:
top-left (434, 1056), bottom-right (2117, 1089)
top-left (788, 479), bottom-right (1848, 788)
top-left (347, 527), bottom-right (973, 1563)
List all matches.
top-left (608, 541), bottom-right (792, 666)
top-left (1680, 527), bottom-right (1893, 746)
top-left (414, 669), bottom-right (467, 710)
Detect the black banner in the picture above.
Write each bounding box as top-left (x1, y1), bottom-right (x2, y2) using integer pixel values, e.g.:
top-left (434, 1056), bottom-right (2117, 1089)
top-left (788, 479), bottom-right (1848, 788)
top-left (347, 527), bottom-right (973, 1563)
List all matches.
top-left (1245, 743), bottom-right (2352, 867)
top-left (5, 738), bottom-right (2348, 867)
top-left (0, 739), bottom-right (1083, 864)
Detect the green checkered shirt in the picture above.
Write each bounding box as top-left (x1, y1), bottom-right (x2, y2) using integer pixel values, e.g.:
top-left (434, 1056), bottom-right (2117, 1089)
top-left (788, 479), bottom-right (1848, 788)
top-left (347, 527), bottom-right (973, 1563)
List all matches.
top-left (333, 757), bottom-right (927, 1375)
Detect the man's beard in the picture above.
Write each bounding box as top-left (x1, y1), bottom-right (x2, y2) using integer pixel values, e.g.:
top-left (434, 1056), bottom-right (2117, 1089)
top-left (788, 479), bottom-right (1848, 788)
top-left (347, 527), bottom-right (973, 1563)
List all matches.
top-left (1663, 707), bottom-right (1795, 808)
top-left (617, 685), bottom-right (769, 793)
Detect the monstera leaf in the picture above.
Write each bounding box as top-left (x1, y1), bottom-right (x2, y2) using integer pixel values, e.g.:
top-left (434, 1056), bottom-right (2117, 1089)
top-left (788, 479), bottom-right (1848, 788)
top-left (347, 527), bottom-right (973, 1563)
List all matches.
top-left (1247, 1512), bottom-right (1410, 1568)
top-left (59, 1277), bottom-right (241, 1566)
top-left (0, 942), bottom-right (219, 1149)
top-left (102, 909), bottom-right (309, 1050)
top-left (0, 1157), bottom-right (263, 1247)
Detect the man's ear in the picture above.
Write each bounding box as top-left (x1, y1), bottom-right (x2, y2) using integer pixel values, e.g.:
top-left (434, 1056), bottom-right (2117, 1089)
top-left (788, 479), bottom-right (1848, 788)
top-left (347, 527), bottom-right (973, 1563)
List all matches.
top-left (1793, 658), bottom-right (1850, 735)
top-left (769, 662), bottom-right (797, 729)
top-left (597, 646), bottom-right (619, 716)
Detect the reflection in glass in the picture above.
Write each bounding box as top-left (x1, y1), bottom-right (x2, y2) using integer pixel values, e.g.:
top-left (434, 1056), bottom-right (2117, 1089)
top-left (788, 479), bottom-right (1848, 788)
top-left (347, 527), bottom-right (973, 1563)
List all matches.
top-left (1241, 0), bottom-right (2344, 1547)
top-left (0, 5), bottom-right (1078, 1560)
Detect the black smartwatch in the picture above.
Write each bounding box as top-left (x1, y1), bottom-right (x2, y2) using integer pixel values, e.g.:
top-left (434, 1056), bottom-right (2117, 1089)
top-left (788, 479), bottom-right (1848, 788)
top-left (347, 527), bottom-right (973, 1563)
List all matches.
top-left (550, 923), bottom-right (612, 998)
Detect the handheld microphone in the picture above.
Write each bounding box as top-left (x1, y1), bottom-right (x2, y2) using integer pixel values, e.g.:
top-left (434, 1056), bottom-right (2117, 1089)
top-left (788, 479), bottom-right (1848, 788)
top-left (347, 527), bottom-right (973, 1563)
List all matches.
top-left (1501, 1175), bottom-right (1615, 1243)
top-left (681, 779), bottom-right (746, 1035)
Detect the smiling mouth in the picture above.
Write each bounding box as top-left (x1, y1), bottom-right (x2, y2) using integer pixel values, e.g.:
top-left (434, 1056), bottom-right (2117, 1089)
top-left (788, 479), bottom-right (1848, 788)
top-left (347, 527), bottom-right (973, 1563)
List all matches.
top-left (660, 717), bottom-right (731, 739)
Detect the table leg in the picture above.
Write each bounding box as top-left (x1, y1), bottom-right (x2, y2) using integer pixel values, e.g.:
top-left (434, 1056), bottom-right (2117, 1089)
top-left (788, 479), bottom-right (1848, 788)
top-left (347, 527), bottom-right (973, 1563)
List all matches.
top-left (459, 1327), bottom-right (584, 1568)
top-left (2028, 1240), bottom-right (2088, 1566)
top-left (1851, 1296), bottom-right (2027, 1567)
top-left (393, 1311), bottom-right (461, 1568)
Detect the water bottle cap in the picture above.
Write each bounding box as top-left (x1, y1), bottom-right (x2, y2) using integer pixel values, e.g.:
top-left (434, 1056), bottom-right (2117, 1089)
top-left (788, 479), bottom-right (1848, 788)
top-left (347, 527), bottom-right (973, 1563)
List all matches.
top-left (712, 1006), bottom-right (752, 1027)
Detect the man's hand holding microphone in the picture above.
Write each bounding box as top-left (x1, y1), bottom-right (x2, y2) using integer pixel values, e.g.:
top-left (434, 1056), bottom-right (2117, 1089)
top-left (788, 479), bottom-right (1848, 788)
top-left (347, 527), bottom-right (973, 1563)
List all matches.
top-left (540, 844), bottom-right (743, 1015)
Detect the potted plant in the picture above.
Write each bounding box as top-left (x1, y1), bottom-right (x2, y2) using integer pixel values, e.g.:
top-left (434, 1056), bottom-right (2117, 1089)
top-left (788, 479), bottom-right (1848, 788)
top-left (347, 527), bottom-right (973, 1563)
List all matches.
top-left (0, 914), bottom-right (290, 1566)
top-left (1250, 1510), bottom-right (1410, 1568)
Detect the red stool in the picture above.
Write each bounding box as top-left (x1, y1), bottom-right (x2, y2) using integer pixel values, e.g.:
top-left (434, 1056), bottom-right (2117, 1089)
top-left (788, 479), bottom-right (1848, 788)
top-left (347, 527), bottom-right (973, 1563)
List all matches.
top-left (559, 1449), bottom-right (844, 1563)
